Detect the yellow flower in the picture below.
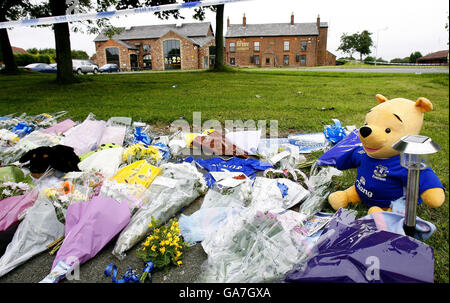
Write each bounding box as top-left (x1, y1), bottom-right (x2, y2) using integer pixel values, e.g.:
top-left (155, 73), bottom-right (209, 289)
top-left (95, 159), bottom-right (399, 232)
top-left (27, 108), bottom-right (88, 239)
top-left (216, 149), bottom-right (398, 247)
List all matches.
top-left (148, 222), bottom-right (153, 228)
top-left (160, 241), bottom-right (165, 246)
top-left (165, 240), bottom-right (170, 246)
top-left (151, 245), bottom-right (156, 252)
top-left (155, 228), bottom-right (160, 233)
top-left (160, 247), bottom-right (166, 254)
top-left (155, 236), bottom-right (159, 240)
top-left (177, 261), bottom-right (182, 266)
top-left (167, 233), bottom-right (172, 238)
top-left (148, 235), bottom-right (154, 241)
top-left (143, 240), bottom-right (150, 247)
top-left (176, 251), bottom-right (182, 258)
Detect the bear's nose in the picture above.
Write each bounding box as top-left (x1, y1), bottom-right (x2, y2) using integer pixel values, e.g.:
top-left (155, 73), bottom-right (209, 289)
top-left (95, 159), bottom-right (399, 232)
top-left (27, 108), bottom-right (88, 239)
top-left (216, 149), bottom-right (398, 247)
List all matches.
top-left (359, 126), bottom-right (372, 138)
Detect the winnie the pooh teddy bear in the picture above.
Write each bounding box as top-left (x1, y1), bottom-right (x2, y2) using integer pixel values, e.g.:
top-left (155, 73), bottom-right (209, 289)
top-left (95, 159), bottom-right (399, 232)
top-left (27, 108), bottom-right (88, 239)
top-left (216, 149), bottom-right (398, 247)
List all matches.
top-left (328, 94), bottom-right (445, 214)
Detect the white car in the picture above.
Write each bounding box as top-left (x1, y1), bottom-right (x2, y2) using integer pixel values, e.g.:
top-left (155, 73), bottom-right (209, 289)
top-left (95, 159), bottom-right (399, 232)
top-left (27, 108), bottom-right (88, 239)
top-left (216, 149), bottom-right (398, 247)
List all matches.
top-left (72, 60), bottom-right (98, 74)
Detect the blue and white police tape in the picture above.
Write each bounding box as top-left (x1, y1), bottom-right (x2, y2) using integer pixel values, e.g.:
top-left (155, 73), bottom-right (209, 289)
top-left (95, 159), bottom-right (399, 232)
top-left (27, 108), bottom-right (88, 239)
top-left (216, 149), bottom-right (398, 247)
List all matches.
top-left (0, 0), bottom-right (252, 29)
top-left (104, 261), bottom-right (154, 283)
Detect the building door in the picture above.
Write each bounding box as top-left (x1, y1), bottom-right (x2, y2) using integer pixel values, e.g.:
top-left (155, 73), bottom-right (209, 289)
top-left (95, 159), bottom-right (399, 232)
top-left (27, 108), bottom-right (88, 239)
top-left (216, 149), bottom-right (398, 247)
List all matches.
top-left (130, 54), bottom-right (138, 70)
top-left (163, 40), bottom-right (181, 70)
top-left (204, 56), bottom-right (209, 69)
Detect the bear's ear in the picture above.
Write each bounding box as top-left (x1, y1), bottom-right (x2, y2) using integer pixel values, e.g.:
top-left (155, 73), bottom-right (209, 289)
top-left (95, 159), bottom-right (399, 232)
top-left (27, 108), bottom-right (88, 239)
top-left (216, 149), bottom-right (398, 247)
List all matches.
top-left (376, 94), bottom-right (388, 104)
top-left (415, 97), bottom-right (433, 113)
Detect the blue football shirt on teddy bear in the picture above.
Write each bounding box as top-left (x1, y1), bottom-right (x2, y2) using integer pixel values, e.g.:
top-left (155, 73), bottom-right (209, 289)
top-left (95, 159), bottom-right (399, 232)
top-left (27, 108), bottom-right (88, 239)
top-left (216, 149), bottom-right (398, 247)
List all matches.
top-left (335, 146), bottom-right (444, 208)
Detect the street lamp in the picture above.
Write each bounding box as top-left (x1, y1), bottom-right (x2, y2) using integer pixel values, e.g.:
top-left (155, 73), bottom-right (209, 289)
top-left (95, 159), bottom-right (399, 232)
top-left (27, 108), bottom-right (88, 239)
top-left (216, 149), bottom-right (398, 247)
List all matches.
top-left (392, 135), bottom-right (441, 237)
top-left (374, 26), bottom-right (388, 66)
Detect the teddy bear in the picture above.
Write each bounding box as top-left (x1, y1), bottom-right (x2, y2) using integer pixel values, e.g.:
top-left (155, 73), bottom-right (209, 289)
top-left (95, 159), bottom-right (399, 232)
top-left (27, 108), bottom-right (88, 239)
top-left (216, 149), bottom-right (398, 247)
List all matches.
top-left (328, 94), bottom-right (445, 214)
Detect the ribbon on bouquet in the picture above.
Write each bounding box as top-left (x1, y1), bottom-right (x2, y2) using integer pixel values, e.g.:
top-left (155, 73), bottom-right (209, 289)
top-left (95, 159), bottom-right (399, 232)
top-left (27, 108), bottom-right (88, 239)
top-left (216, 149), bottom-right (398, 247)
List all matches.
top-left (104, 261), bottom-right (154, 283)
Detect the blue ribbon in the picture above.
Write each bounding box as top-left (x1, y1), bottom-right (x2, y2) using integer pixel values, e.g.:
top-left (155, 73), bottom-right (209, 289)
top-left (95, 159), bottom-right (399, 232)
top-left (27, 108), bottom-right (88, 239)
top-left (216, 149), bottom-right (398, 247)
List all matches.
top-left (133, 127), bottom-right (152, 146)
top-left (104, 262), bottom-right (154, 283)
top-left (323, 119), bottom-right (347, 144)
top-left (152, 142), bottom-right (171, 159)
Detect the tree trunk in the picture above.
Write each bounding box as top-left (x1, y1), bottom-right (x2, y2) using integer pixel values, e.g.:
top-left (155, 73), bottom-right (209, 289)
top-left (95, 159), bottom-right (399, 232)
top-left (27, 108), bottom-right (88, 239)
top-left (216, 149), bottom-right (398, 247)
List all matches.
top-left (49, 0), bottom-right (75, 84)
top-left (0, 14), bottom-right (18, 74)
top-left (213, 4), bottom-right (225, 71)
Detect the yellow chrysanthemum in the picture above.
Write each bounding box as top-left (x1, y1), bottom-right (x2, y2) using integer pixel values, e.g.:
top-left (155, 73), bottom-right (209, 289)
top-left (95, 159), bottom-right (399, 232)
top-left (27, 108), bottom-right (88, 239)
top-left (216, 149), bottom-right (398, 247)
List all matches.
top-left (167, 233), bottom-right (172, 238)
top-left (177, 261), bottom-right (182, 266)
top-left (151, 245), bottom-right (156, 252)
top-left (160, 247), bottom-right (166, 254)
top-left (160, 241), bottom-right (165, 246)
top-left (143, 240), bottom-right (150, 247)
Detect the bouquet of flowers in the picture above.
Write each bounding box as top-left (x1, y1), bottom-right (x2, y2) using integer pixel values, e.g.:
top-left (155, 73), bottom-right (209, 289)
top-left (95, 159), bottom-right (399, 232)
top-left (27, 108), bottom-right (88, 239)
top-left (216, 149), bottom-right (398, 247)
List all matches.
top-left (136, 217), bottom-right (188, 276)
top-left (112, 162), bottom-right (206, 260)
top-left (123, 144), bottom-right (163, 166)
top-left (199, 208), bottom-right (301, 283)
top-left (0, 181), bottom-right (31, 200)
top-left (0, 130), bottom-right (61, 165)
top-left (0, 129), bottom-right (20, 147)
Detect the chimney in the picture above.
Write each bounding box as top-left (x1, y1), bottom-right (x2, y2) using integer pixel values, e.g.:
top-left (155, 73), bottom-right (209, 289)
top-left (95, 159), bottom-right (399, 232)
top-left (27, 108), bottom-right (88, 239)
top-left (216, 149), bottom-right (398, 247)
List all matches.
top-left (227, 16), bottom-right (230, 27)
top-left (243, 13), bottom-right (246, 27)
top-left (316, 14), bottom-right (320, 29)
top-left (291, 12), bottom-right (294, 25)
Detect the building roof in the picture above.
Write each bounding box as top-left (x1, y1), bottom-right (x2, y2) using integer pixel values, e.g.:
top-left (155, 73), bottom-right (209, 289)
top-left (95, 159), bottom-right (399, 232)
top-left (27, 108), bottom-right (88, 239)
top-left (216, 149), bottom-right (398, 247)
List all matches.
top-left (12, 46), bottom-right (27, 54)
top-left (417, 50), bottom-right (449, 61)
top-left (94, 22), bottom-right (213, 42)
top-left (225, 22), bottom-right (328, 38)
top-left (115, 40), bottom-right (138, 50)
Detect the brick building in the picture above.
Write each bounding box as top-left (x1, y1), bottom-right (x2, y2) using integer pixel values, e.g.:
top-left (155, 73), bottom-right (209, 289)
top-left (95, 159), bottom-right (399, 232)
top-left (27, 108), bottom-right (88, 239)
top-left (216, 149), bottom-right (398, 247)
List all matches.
top-left (416, 50), bottom-right (449, 65)
top-left (93, 22), bottom-right (216, 71)
top-left (225, 14), bottom-right (335, 68)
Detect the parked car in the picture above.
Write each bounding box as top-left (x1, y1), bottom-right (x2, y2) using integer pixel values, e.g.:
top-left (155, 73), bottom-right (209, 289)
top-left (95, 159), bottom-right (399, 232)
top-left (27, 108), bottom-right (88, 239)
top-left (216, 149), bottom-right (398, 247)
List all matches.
top-left (72, 60), bottom-right (98, 74)
top-left (99, 64), bottom-right (120, 73)
top-left (24, 63), bottom-right (57, 73)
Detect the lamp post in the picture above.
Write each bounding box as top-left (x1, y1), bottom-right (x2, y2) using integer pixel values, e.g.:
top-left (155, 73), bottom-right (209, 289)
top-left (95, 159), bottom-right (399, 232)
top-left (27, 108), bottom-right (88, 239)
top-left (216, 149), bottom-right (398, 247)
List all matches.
top-left (374, 26), bottom-right (388, 66)
top-left (392, 135), bottom-right (441, 237)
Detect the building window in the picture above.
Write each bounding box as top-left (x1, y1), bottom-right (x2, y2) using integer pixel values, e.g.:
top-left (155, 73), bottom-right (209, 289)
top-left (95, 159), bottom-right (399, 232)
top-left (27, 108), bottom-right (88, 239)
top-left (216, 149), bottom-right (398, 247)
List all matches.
top-left (230, 42), bottom-right (235, 53)
top-left (300, 55), bottom-right (306, 65)
top-left (296, 53), bottom-right (300, 62)
top-left (284, 41), bottom-right (290, 51)
top-left (163, 40), bottom-right (181, 70)
top-left (143, 44), bottom-right (150, 52)
top-left (254, 55), bottom-right (260, 65)
top-left (301, 41), bottom-right (307, 52)
top-left (143, 54), bottom-right (152, 69)
top-left (105, 47), bottom-right (119, 66)
top-left (250, 55), bottom-right (254, 64)
top-left (266, 57), bottom-right (270, 64)
top-left (254, 41), bottom-right (260, 52)
top-left (283, 55), bottom-right (289, 65)
top-left (230, 57), bottom-right (235, 65)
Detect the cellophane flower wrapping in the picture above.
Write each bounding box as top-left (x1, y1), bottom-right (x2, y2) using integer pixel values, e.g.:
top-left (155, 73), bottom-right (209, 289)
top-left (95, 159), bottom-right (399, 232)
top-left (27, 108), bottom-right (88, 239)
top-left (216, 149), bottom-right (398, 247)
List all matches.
top-left (0, 191), bottom-right (65, 278)
top-left (43, 195), bottom-right (131, 283)
top-left (0, 130), bottom-right (61, 165)
top-left (61, 113), bottom-right (106, 156)
top-left (77, 147), bottom-right (124, 179)
top-left (198, 208), bottom-right (302, 283)
top-left (0, 129), bottom-right (20, 147)
top-left (248, 177), bottom-right (310, 211)
top-left (284, 208), bottom-right (435, 283)
top-left (0, 189), bottom-right (38, 232)
top-left (112, 162), bottom-right (207, 260)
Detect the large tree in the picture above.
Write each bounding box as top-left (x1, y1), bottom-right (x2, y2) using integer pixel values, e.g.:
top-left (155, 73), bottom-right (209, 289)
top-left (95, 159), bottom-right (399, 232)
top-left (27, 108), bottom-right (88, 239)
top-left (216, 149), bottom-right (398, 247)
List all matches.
top-left (0, 0), bottom-right (32, 74)
top-left (115, 0), bottom-right (226, 71)
top-left (353, 30), bottom-right (373, 62)
top-left (337, 30), bottom-right (373, 62)
top-left (30, 0), bottom-right (119, 84)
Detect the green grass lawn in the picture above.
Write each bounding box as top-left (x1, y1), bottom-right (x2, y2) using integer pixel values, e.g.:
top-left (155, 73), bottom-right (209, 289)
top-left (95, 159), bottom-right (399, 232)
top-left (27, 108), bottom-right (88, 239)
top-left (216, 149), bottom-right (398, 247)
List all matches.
top-left (1, 69), bottom-right (448, 282)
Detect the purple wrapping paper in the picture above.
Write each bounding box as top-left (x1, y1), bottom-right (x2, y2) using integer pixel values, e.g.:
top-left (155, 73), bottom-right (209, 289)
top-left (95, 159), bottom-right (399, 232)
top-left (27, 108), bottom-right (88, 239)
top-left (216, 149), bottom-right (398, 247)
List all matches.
top-left (42, 119), bottom-right (76, 135)
top-left (51, 196), bottom-right (131, 269)
top-left (62, 118), bottom-right (106, 156)
top-left (285, 209), bottom-right (435, 283)
top-left (0, 190), bottom-right (38, 232)
top-left (316, 129), bottom-right (362, 166)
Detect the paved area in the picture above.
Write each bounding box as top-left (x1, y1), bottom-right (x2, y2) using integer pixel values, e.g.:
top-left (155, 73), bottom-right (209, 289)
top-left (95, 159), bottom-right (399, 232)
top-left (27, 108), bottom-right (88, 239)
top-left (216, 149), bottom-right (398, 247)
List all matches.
top-left (248, 67), bottom-right (449, 74)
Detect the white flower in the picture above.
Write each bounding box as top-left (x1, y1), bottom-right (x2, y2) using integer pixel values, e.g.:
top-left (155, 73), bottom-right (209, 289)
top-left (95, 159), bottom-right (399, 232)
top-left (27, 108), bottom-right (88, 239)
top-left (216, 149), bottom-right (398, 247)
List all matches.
top-left (2, 181), bottom-right (14, 188)
top-left (16, 182), bottom-right (30, 191)
top-left (2, 189), bottom-right (12, 196)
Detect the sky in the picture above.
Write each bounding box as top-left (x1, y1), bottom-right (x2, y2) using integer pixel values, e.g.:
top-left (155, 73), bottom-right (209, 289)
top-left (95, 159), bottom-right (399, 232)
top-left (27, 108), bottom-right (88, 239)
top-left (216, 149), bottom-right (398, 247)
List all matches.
top-left (7, 0), bottom-right (450, 60)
